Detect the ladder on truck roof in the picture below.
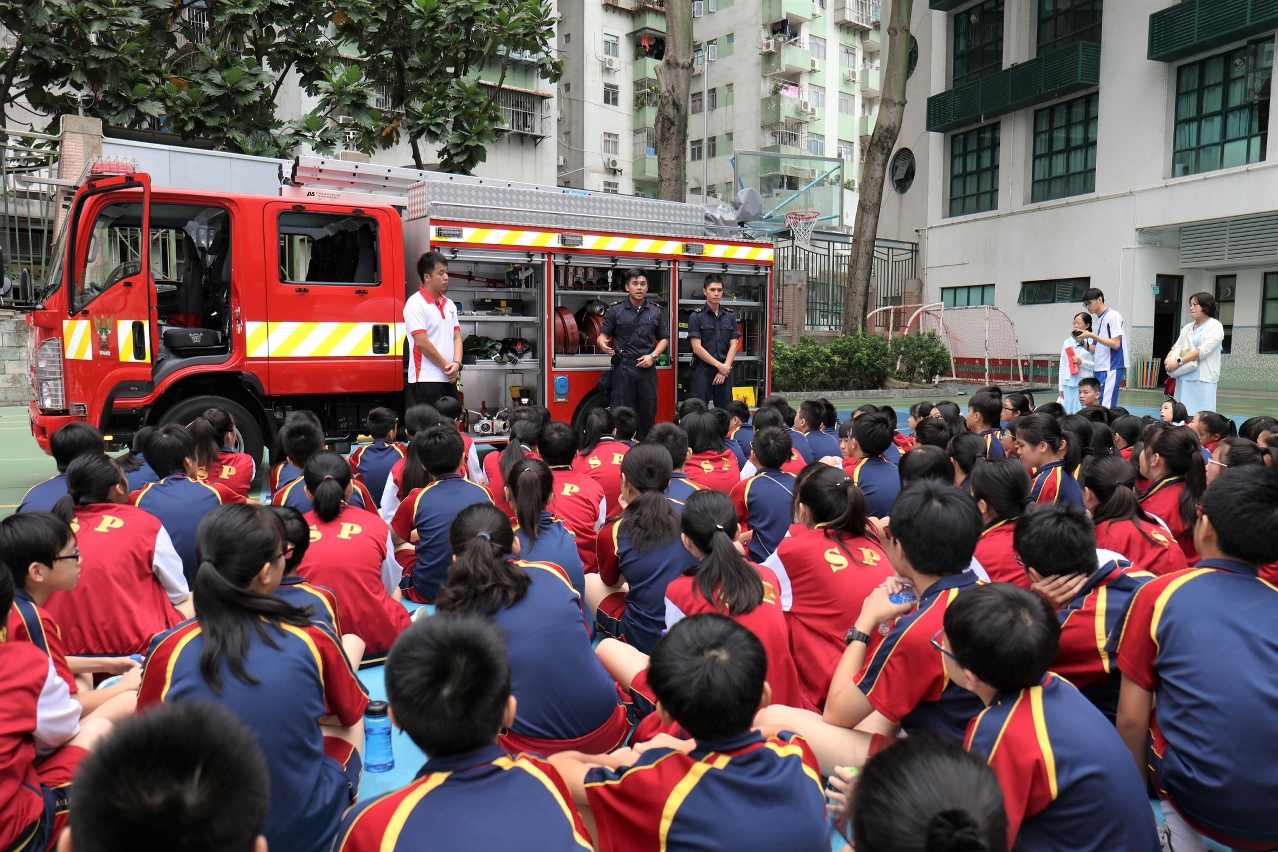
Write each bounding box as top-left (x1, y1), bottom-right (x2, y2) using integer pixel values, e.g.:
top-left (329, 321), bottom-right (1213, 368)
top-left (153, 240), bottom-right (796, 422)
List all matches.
top-left (286, 155), bottom-right (712, 239)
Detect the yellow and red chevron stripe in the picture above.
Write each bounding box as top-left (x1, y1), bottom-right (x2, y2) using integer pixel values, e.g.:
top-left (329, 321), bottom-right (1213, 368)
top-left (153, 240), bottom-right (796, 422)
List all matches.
top-left (433, 226), bottom-right (774, 262)
top-left (245, 322), bottom-right (405, 359)
top-left (63, 319), bottom-right (94, 360)
top-left (115, 320), bottom-right (151, 363)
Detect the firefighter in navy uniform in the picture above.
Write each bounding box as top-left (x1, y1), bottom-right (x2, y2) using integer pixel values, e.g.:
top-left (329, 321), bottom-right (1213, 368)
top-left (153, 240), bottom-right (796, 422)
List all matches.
top-left (686, 274), bottom-right (740, 408)
top-left (598, 268), bottom-right (669, 439)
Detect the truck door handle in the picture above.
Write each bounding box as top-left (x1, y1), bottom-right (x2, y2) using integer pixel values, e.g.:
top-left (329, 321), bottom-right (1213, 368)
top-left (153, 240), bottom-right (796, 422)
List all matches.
top-left (294, 287), bottom-right (309, 294)
top-left (131, 321), bottom-right (147, 361)
top-left (372, 324), bottom-right (390, 354)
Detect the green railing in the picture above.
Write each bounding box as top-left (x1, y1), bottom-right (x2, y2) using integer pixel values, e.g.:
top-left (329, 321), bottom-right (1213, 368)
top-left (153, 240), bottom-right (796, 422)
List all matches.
top-left (1, 130), bottom-right (61, 306)
top-left (1149, 0), bottom-right (1278, 62)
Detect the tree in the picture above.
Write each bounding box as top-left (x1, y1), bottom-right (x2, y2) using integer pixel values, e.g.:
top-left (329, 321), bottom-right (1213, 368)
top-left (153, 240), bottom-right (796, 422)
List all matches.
top-left (842, 0), bottom-right (911, 335)
top-left (655, 0), bottom-right (692, 201)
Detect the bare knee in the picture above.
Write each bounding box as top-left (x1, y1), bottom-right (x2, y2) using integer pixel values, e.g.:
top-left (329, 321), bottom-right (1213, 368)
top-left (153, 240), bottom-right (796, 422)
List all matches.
top-left (68, 717), bottom-right (114, 751)
top-left (595, 638), bottom-right (648, 690)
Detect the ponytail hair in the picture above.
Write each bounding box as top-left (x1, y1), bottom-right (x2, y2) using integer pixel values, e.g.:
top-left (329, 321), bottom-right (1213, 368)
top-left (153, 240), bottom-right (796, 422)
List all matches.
top-left (304, 450), bottom-right (351, 523)
top-left (400, 428), bottom-right (435, 498)
top-left (53, 454), bottom-right (126, 518)
top-left (796, 463), bottom-right (871, 538)
top-left (947, 432), bottom-right (986, 480)
top-left (115, 426), bottom-right (155, 473)
top-left (500, 408), bottom-right (543, 477)
top-left (1111, 415), bottom-right (1142, 450)
top-left (1216, 436), bottom-right (1271, 471)
top-left (680, 490), bottom-right (763, 615)
top-left (1144, 425), bottom-right (1207, 530)
top-left (189, 407), bottom-right (236, 470)
top-left (579, 407), bottom-right (614, 456)
top-left (1082, 455), bottom-right (1162, 544)
top-left (435, 503), bottom-right (528, 615)
top-left (505, 457), bottom-right (553, 544)
top-left (1195, 410), bottom-right (1236, 442)
top-left (193, 504), bottom-right (312, 692)
top-left (619, 444), bottom-right (680, 553)
top-left (968, 458), bottom-right (1031, 522)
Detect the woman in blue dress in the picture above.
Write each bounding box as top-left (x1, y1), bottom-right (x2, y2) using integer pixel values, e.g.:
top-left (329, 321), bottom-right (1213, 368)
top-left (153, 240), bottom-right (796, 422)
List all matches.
top-left (1166, 292), bottom-right (1225, 418)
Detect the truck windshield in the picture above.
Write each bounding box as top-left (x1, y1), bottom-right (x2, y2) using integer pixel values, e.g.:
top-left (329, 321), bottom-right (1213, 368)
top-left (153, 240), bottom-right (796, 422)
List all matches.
top-left (32, 212), bottom-right (69, 306)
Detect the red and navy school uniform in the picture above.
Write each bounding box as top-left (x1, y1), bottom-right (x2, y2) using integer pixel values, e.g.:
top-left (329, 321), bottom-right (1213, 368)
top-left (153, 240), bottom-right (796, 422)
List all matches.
top-left (348, 440), bottom-right (405, 507)
top-left (595, 518), bottom-right (699, 653)
top-left (893, 432), bottom-right (915, 456)
top-left (44, 503), bottom-right (187, 656)
top-left (515, 510), bottom-right (585, 599)
top-left (663, 471), bottom-right (702, 510)
top-left (1139, 476), bottom-right (1198, 563)
top-left (664, 563), bottom-right (808, 710)
top-left (803, 427), bottom-right (842, 461)
top-left (299, 506), bottom-right (410, 665)
top-left (196, 447), bottom-right (256, 500)
top-left (1052, 554), bottom-right (1152, 721)
top-left (139, 618), bottom-right (369, 852)
top-left (843, 455), bottom-right (901, 519)
top-left (332, 743), bottom-right (592, 852)
top-left (763, 525), bottom-right (894, 709)
top-left (730, 423), bottom-right (755, 458)
top-left (1117, 559), bottom-right (1278, 848)
top-left (979, 428), bottom-right (1007, 459)
top-left (274, 575), bottom-right (343, 637)
top-left (7, 589), bottom-right (77, 693)
top-left (683, 448), bottom-right (741, 491)
top-left (134, 473), bottom-right (225, 583)
top-left (391, 475), bottom-right (494, 602)
top-left (573, 438), bottom-right (630, 516)
top-left (973, 518), bottom-right (1026, 587)
top-left (855, 571), bottom-right (985, 740)
top-left (123, 457), bottom-right (160, 493)
top-left (492, 561), bottom-right (631, 755)
top-left (787, 428), bottom-right (814, 464)
top-left (15, 475), bottom-right (68, 515)
top-left (483, 445), bottom-right (541, 520)
top-left (273, 476), bottom-right (376, 515)
top-left (547, 466), bottom-right (606, 574)
top-left (583, 730), bottom-right (828, 852)
top-left (1029, 460), bottom-right (1084, 509)
top-left (724, 435), bottom-right (747, 468)
top-left (269, 461), bottom-right (303, 496)
top-left (730, 468), bottom-right (796, 562)
top-left (965, 674), bottom-right (1159, 852)
top-left (1094, 517), bottom-right (1188, 577)
top-left (882, 441), bottom-right (902, 465)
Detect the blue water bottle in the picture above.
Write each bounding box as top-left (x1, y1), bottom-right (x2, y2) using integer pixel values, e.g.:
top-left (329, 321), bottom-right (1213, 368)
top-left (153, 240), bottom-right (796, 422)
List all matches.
top-left (364, 701), bottom-right (395, 773)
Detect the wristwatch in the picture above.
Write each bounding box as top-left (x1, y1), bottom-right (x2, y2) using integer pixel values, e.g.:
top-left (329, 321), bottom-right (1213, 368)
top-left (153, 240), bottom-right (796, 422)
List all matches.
top-left (844, 626), bottom-right (871, 646)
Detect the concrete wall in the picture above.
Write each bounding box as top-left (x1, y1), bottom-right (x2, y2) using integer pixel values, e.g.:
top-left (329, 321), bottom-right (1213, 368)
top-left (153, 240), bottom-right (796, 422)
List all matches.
top-left (0, 312), bottom-right (31, 404)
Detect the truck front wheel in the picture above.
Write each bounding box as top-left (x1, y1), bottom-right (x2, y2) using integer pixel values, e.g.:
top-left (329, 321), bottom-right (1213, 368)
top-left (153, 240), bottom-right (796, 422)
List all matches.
top-left (157, 395), bottom-right (266, 480)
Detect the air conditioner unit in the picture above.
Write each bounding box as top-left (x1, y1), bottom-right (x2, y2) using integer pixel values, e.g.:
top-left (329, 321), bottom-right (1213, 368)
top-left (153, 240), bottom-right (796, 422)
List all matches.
top-left (557, 155), bottom-right (567, 166)
top-left (692, 64), bottom-right (704, 76)
top-left (603, 56), bottom-right (620, 71)
top-left (604, 156), bottom-right (621, 170)
top-left (810, 58), bottom-right (821, 72)
top-left (800, 99), bottom-right (812, 112)
top-left (843, 68), bottom-right (857, 83)
top-left (761, 38), bottom-right (776, 53)
top-left (812, 2), bottom-right (823, 17)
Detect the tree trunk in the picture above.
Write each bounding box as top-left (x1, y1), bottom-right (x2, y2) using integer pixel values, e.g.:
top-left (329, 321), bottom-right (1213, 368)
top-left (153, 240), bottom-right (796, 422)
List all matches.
top-left (842, 0), bottom-right (912, 335)
top-left (655, 0), bottom-right (693, 202)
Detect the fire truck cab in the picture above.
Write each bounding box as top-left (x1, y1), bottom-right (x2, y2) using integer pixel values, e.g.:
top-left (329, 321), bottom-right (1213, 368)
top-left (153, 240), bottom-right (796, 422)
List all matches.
top-left (26, 149), bottom-right (775, 471)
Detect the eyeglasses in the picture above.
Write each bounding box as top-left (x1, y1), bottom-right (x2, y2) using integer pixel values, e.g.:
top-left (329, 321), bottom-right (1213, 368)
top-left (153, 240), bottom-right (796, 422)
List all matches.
top-left (274, 544), bottom-right (296, 562)
top-left (931, 629), bottom-right (957, 662)
top-left (52, 551), bottom-right (81, 563)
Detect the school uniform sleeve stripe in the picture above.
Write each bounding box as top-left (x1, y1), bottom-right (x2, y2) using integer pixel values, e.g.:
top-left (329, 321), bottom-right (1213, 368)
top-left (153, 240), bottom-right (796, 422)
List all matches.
top-left (658, 754), bottom-right (733, 849)
top-left (762, 739), bottom-right (823, 788)
top-left (1148, 569), bottom-right (1211, 651)
top-left (140, 623), bottom-right (202, 706)
top-left (12, 599), bottom-right (48, 653)
top-left (524, 560), bottom-right (577, 594)
top-left (1026, 687), bottom-right (1059, 801)
top-left (197, 480), bottom-right (224, 503)
top-left (497, 757), bottom-right (594, 850)
top-left (1092, 586), bottom-right (1111, 675)
top-left (380, 773), bottom-right (451, 850)
top-left (761, 548), bottom-right (793, 610)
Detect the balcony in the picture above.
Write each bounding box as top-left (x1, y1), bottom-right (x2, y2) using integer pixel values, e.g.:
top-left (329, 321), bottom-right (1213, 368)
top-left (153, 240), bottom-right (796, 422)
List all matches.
top-left (629, 7), bottom-right (665, 36)
top-left (634, 56), bottom-right (660, 80)
top-left (764, 0), bottom-right (814, 28)
top-left (862, 27), bottom-right (881, 54)
top-left (632, 154), bottom-right (659, 181)
top-left (633, 105), bottom-right (657, 129)
top-left (926, 40), bottom-right (1100, 133)
top-left (761, 41), bottom-right (813, 76)
top-left (833, 0), bottom-right (878, 30)
top-left (860, 113), bottom-right (877, 136)
top-left (860, 65), bottom-right (881, 96)
top-left (1148, 0), bottom-right (1278, 63)
top-left (762, 92), bottom-right (816, 124)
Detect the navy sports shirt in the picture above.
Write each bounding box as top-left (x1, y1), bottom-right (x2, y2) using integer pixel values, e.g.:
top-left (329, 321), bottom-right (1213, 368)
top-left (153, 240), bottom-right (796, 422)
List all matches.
top-left (391, 474), bottom-right (494, 601)
top-left (134, 474), bottom-right (225, 583)
top-left (600, 300), bottom-right (669, 360)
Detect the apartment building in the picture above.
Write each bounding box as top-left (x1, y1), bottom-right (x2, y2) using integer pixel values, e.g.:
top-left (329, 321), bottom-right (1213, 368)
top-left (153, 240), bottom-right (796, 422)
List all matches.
top-left (879, 0), bottom-right (1278, 391)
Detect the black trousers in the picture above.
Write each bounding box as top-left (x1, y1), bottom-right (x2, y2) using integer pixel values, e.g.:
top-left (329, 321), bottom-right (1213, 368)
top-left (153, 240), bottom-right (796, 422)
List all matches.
top-left (688, 361), bottom-right (732, 408)
top-left (411, 381), bottom-right (459, 408)
top-left (611, 362), bottom-right (658, 438)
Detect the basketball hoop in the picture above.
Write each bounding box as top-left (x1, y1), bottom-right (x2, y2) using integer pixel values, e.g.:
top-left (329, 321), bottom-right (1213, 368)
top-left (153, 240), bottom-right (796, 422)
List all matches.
top-left (784, 209), bottom-right (821, 247)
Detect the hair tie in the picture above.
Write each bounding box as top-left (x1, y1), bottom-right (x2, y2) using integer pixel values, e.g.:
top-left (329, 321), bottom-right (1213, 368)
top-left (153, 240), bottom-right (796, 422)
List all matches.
top-left (714, 523), bottom-right (725, 531)
top-left (198, 560), bottom-right (217, 574)
top-left (476, 531), bottom-right (491, 541)
top-left (322, 474), bottom-right (334, 480)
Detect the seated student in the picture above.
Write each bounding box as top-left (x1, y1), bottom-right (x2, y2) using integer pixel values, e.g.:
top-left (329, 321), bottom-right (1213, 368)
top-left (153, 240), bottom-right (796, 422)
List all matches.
top-left (821, 398), bottom-right (844, 443)
top-left (1138, 423), bottom-right (1206, 563)
top-left (139, 503), bottom-right (367, 852)
top-left (1208, 437), bottom-right (1270, 486)
top-left (643, 422), bottom-right (702, 509)
top-left (379, 404), bottom-right (444, 522)
top-left (507, 457), bottom-right (586, 602)
top-left (1117, 466), bottom-right (1278, 852)
top-left (0, 567), bottom-right (114, 852)
top-left (132, 424), bottom-right (226, 584)
top-left (550, 614), bottom-right (829, 852)
top-left (897, 444), bottom-right (954, 488)
top-left (943, 584), bottom-right (1160, 852)
top-left (681, 409), bottom-right (741, 491)
top-left (44, 455), bottom-right (190, 657)
top-left (572, 407), bottom-right (629, 515)
top-left (391, 426), bottom-right (494, 603)
top-left (724, 400), bottom-right (755, 458)
top-left (965, 390), bottom-right (1007, 459)
top-left (436, 505), bottom-right (631, 755)
top-left (433, 397), bottom-right (484, 485)
top-left (268, 410), bottom-right (323, 495)
top-left (483, 410), bottom-right (543, 520)
top-left (946, 431), bottom-right (985, 494)
top-left (1013, 503), bottom-right (1153, 722)
top-left (1077, 376), bottom-right (1103, 409)
top-left (739, 407), bottom-right (807, 477)
top-left (297, 452), bottom-right (408, 666)
top-left (59, 701), bottom-right (269, 852)
top-left (347, 407), bottom-right (406, 507)
top-left (272, 419), bottom-right (375, 513)
top-left (760, 396), bottom-right (814, 464)
top-left (188, 407), bottom-right (255, 501)
top-left (1111, 414), bottom-right (1143, 462)
top-left (1, 513), bottom-right (141, 719)
top-left (588, 445), bottom-right (699, 654)
top-left (710, 407), bottom-right (747, 468)
top-left (610, 406), bottom-right (639, 447)
top-left (969, 459), bottom-right (1033, 586)
top-left (18, 423), bottom-right (106, 514)
top-left (116, 427), bottom-right (159, 494)
top-left (839, 412), bottom-right (901, 518)
top-left (267, 507), bottom-right (348, 642)
top-left (540, 422), bottom-right (607, 573)
top-left (760, 465), bottom-right (893, 709)
top-left (1081, 455), bottom-right (1187, 576)
top-left (910, 416), bottom-right (952, 450)
top-left (796, 400), bottom-right (841, 461)
top-left (1191, 409), bottom-right (1236, 457)
top-left (334, 614), bottom-right (593, 852)
top-left (756, 481), bottom-right (986, 773)
top-left (729, 426), bottom-right (797, 563)
top-left (1013, 413), bottom-right (1085, 509)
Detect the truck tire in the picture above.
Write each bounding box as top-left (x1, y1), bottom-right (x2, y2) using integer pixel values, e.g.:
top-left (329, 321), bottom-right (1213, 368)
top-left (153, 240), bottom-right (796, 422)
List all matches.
top-left (157, 395), bottom-right (266, 478)
top-left (571, 390), bottom-right (609, 435)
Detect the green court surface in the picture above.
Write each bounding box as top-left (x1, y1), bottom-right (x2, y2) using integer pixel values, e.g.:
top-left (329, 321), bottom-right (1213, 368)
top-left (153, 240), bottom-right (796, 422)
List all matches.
top-left (0, 406), bottom-right (53, 517)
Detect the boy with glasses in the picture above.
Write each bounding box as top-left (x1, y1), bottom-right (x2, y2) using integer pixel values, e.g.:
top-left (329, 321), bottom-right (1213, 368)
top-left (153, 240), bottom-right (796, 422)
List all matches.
top-left (1077, 289), bottom-right (1127, 408)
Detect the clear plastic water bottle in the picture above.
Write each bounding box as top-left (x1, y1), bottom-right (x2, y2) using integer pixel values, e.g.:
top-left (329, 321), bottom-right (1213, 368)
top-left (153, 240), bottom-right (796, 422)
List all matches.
top-left (364, 701), bottom-right (394, 773)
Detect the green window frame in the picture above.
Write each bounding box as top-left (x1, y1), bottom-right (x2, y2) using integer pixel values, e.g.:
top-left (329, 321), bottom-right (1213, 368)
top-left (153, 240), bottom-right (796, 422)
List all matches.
top-left (949, 122), bottom-right (1000, 217)
top-left (1173, 40), bottom-right (1273, 178)
top-left (1018, 277), bottom-right (1089, 305)
top-left (1262, 272), bottom-right (1278, 354)
top-left (942, 284), bottom-right (995, 307)
top-left (1032, 91), bottom-right (1098, 202)
top-left (953, 0), bottom-right (1004, 88)
top-left (1214, 274), bottom-right (1235, 354)
top-left (1037, 0), bottom-right (1102, 55)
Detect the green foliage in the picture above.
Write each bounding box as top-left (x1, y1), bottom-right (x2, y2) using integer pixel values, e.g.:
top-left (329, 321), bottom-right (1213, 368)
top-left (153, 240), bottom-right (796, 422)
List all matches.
top-left (771, 334), bottom-right (894, 392)
top-left (891, 331), bottom-right (950, 384)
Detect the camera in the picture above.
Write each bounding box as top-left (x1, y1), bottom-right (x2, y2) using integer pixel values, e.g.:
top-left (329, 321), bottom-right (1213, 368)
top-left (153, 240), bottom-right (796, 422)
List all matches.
top-left (1071, 330), bottom-right (1082, 339)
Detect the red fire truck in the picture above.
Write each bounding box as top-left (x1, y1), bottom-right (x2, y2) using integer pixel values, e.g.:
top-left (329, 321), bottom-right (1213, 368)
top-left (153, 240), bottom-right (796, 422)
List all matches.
top-left (25, 151), bottom-right (775, 467)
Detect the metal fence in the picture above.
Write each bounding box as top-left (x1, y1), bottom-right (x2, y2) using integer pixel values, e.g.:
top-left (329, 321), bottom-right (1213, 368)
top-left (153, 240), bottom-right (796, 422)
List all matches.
top-left (773, 233), bottom-right (918, 331)
top-left (1, 130), bottom-right (61, 305)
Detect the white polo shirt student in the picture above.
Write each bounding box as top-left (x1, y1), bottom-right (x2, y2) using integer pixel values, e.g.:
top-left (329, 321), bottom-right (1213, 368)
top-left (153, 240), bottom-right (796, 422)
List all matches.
top-left (404, 251), bottom-right (463, 407)
top-left (1079, 288), bottom-right (1128, 408)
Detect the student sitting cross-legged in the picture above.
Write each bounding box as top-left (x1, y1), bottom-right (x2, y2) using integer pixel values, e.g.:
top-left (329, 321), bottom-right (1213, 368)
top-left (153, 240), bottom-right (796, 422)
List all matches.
top-left (549, 614), bottom-right (829, 852)
top-left (507, 457), bottom-right (586, 604)
top-left (943, 583), bottom-right (1160, 852)
top-left (332, 613), bottom-right (594, 852)
top-left (728, 426), bottom-right (797, 564)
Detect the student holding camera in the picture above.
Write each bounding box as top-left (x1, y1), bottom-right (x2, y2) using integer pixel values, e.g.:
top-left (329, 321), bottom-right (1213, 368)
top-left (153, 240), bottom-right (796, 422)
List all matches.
top-left (1058, 312), bottom-right (1095, 414)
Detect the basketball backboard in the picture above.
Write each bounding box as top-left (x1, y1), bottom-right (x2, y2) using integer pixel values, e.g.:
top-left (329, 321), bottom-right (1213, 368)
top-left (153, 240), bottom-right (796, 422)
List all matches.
top-left (733, 149), bottom-right (844, 236)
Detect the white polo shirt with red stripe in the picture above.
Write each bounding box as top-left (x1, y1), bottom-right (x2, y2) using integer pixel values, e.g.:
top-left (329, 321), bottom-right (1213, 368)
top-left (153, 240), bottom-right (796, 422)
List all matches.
top-left (404, 289), bottom-right (459, 383)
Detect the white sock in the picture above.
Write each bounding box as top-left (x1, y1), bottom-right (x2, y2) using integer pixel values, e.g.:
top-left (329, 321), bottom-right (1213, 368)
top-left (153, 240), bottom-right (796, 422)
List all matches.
top-left (1160, 800), bottom-right (1208, 852)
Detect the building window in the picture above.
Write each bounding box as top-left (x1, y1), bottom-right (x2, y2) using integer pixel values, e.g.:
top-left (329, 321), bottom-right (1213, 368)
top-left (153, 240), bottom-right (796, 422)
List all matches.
top-left (726, 33), bottom-right (734, 43)
top-left (603, 33), bottom-right (619, 58)
top-left (564, 83), bottom-right (570, 94)
top-left (1263, 272), bottom-right (1278, 353)
top-left (840, 44), bottom-right (857, 69)
top-left (891, 148), bottom-right (916, 194)
top-left (838, 139), bottom-right (855, 160)
top-left (807, 132), bottom-right (826, 156)
top-left (708, 39), bottom-right (718, 60)
top-left (726, 131), bottom-right (733, 146)
top-left (708, 136), bottom-right (718, 158)
top-left (810, 36), bottom-right (826, 62)
top-left (1173, 40), bottom-right (1273, 178)
top-left (953, 0), bottom-right (1004, 88)
top-left (691, 91), bottom-right (704, 113)
top-left (603, 132), bottom-right (619, 155)
top-left (839, 92), bottom-right (856, 115)
top-left (949, 123), bottom-right (1000, 216)
top-left (810, 85), bottom-right (826, 110)
top-left (1018, 277), bottom-right (1089, 305)
top-left (693, 0), bottom-right (703, 17)
top-left (942, 284), bottom-right (996, 307)
top-left (604, 83), bottom-right (619, 106)
top-left (709, 88), bottom-right (717, 109)
top-left (1215, 274), bottom-right (1235, 354)
top-left (691, 138), bottom-right (703, 161)
top-left (1032, 91), bottom-right (1098, 202)
top-left (603, 180), bottom-right (620, 194)
top-left (1037, 0), bottom-right (1101, 55)
top-left (725, 82), bottom-right (733, 106)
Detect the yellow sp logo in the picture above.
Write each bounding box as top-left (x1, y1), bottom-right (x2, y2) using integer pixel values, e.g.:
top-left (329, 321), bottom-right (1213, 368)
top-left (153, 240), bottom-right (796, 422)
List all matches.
top-left (75, 515), bottom-right (123, 534)
top-left (561, 483), bottom-right (581, 497)
top-left (309, 522), bottom-right (363, 542)
top-left (588, 457), bottom-right (602, 469)
top-left (825, 547), bottom-right (850, 572)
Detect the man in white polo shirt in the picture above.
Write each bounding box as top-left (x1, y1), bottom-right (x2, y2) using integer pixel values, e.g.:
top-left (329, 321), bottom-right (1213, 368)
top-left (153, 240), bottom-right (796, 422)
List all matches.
top-left (1079, 287), bottom-right (1128, 409)
top-left (404, 251), bottom-right (463, 407)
